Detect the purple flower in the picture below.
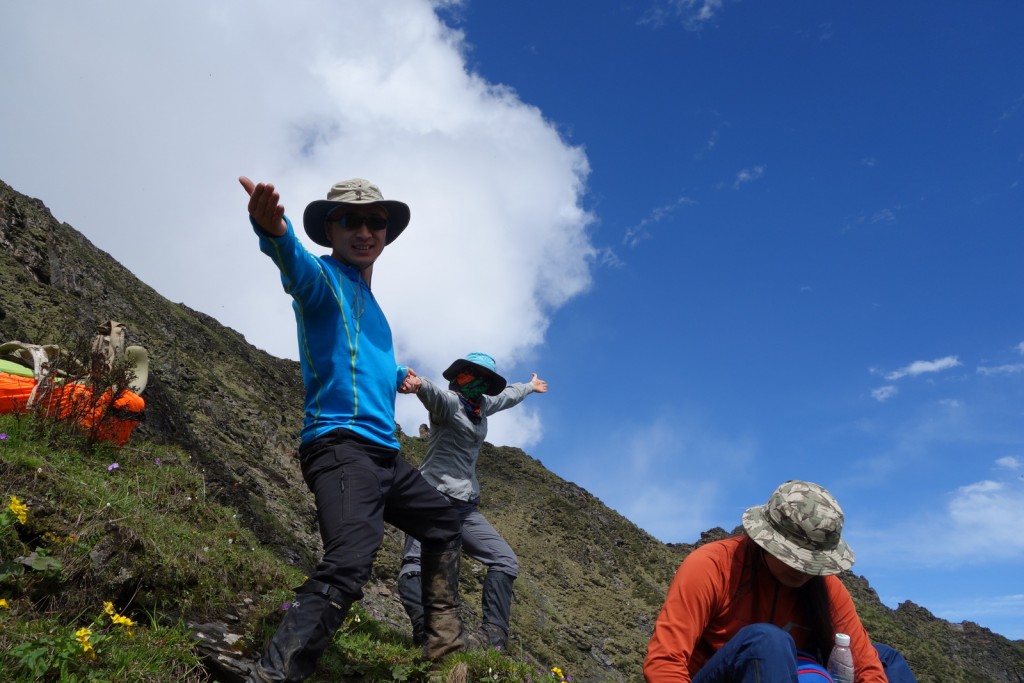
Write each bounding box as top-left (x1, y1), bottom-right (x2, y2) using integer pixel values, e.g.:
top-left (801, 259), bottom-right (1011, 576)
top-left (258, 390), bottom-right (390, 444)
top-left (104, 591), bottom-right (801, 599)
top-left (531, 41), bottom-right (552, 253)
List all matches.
top-left (280, 602), bottom-right (292, 611)
top-left (0, 433), bottom-right (8, 440)
top-left (107, 463), bottom-right (120, 472)
top-left (154, 458), bottom-right (162, 465)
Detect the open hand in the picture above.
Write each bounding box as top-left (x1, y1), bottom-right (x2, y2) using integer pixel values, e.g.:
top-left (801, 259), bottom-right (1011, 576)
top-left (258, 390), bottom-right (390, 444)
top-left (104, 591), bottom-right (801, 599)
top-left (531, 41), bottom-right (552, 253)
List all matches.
top-left (239, 176), bottom-right (287, 236)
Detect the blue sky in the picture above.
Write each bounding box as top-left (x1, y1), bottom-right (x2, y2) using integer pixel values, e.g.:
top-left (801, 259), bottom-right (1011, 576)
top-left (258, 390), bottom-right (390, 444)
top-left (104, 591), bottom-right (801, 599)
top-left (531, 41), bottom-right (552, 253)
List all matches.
top-left (2, 1), bottom-right (1022, 641)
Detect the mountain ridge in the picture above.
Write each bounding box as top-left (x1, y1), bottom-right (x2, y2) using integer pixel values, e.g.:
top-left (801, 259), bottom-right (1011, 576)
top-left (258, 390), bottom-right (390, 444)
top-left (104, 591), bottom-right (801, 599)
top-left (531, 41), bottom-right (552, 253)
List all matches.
top-left (2, 177), bottom-right (1022, 682)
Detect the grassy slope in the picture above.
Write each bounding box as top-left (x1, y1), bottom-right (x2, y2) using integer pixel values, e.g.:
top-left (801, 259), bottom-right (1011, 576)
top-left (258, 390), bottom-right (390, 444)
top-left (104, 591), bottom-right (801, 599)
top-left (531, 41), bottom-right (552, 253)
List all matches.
top-left (2, 178), bottom-right (1023, 682)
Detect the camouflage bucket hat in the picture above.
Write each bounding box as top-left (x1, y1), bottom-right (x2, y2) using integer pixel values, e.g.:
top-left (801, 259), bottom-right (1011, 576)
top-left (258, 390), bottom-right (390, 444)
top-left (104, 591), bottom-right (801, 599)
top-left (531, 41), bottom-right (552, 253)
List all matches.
top-left (302, 178), bottom-right (411, 247)
top-left (742, 480), bottom-right (855, 576)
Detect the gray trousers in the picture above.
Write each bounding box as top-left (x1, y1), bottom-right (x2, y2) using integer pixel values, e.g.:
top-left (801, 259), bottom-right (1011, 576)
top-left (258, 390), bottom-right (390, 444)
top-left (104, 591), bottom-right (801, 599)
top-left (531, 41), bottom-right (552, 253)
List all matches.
top-left (400, 497), bottom-right (518, 577)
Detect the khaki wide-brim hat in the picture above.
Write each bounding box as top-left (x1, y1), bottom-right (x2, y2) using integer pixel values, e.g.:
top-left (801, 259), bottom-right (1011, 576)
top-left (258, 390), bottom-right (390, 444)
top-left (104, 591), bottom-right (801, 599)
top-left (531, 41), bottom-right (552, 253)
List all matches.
top-left (302, 178), bottom-right (410, 247)
top-left (741, 480), bottom-right (855, 576)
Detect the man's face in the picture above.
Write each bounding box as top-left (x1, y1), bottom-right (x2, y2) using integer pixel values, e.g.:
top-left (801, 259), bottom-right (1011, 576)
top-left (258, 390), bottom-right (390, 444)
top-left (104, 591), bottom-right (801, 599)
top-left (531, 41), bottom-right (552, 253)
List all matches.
top-left (327, 205), bottom-right (389, 271)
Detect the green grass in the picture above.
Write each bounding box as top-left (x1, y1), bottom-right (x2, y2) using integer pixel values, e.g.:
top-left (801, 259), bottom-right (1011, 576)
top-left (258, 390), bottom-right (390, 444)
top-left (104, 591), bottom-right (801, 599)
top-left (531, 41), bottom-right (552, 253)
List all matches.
top-left (0, 414), bottom-right (574, 682)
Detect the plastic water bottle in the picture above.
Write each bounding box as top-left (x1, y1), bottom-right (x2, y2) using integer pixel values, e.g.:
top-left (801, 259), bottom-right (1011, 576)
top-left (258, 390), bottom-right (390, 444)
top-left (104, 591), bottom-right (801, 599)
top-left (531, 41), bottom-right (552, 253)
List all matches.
top-left (827, 632), bottom-right (854, 683)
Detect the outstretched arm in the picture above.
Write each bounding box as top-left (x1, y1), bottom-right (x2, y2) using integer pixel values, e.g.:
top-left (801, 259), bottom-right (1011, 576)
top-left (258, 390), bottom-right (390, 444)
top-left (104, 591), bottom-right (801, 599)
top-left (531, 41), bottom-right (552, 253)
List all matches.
top-left (484, 373), bottom-right (548, 415)
top-left (239, 176), bottom-right (287, 237)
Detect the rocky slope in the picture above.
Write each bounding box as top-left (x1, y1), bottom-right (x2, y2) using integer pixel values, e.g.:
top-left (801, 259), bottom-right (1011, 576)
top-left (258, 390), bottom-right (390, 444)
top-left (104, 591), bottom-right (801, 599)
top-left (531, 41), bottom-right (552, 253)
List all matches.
top-left (2, 178), bottom-right (1022, 682)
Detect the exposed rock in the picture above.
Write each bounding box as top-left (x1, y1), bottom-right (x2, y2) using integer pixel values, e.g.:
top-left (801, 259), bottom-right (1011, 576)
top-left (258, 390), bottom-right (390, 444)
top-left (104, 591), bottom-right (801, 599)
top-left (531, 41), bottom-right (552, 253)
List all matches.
top-left (3, 177), bottom-right (1023, 682)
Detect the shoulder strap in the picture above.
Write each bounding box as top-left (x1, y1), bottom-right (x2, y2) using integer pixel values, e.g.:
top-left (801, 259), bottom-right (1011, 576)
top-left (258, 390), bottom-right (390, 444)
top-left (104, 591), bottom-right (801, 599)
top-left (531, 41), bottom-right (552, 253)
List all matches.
top-left (91, 320), bottom-right (127, 375)
top-left (0, 341), bottom-right (59, 406)
top-left (0, 341), bottom-right (57, 380)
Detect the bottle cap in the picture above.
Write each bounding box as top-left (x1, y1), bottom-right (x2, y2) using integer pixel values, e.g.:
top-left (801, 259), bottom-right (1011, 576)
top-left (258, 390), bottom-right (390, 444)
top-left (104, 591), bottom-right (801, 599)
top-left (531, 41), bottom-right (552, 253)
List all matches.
top-left (835, 633), bottom-right (851, 647)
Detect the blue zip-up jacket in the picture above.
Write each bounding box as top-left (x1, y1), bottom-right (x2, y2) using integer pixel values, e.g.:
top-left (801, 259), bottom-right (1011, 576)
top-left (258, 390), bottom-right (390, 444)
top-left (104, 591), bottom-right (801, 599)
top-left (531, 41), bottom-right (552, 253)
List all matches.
top-left (254, 215), bottom-right (406, 448)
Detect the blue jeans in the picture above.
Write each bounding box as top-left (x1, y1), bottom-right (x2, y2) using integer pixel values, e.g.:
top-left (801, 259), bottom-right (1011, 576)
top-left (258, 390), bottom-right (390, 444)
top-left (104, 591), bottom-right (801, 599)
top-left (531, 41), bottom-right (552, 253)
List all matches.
top-left (693, 624), bottom-right (918, 683)
top-left (875, 643), bottom-right (917, 683)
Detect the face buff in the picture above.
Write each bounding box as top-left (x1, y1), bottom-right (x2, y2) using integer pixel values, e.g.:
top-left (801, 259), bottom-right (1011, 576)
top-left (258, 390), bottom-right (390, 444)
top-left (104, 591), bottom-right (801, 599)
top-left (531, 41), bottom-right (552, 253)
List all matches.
top-left (456, 372), bottom-right (488, 401)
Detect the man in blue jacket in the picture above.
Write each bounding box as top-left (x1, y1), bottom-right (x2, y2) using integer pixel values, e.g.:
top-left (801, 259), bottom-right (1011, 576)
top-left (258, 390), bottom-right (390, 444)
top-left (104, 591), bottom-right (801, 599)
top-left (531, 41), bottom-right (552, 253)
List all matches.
top-left (240, 176), bottom-right (473, 681)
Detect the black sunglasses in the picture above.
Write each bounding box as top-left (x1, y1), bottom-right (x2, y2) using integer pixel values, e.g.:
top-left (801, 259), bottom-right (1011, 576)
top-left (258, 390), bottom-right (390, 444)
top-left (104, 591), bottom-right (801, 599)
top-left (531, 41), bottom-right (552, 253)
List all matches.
top-left (332, 213), bottom-right (389, 231)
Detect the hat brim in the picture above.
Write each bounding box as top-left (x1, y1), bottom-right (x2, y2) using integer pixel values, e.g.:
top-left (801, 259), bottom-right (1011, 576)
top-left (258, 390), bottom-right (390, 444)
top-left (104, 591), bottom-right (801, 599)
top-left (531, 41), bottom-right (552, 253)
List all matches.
top-left (302, 199), bottom-right (410, 248)
top-left (442, 358), bottom-right (507, 396)
top-left (741, 505), bottom-right (854, 576)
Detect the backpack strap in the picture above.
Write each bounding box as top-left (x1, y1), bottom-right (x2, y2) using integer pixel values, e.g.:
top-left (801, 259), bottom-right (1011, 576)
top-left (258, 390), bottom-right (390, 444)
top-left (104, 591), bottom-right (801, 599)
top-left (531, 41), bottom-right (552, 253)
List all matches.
top-left (91, 320), bottom-right (127, 375)
top-left (0, 341), bottom-right (59, 407)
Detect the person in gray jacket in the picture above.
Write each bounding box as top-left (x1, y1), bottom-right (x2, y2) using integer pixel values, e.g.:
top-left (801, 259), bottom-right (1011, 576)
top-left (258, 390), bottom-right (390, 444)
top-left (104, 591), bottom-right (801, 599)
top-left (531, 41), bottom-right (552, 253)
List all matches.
top-left (397, 352), bottom-right (548, 649)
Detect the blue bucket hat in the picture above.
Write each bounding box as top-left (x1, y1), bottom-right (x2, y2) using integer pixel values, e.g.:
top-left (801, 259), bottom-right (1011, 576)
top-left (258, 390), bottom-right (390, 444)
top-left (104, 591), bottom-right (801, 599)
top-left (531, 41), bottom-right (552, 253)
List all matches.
top-left (442, 352), bottom-right (507, 396)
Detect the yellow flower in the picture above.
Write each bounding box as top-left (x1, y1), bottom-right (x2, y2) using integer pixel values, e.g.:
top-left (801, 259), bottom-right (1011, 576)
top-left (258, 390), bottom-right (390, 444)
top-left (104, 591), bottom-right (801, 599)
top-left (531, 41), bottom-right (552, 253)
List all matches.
top-left (8, 496), bottom-right (28, 525)
top-left (75, 627), bottom-right (97, 659)
top-left (111, 613), bottom-right (134, 628)
top-left (0, 598), bottom-right (9, 609)
top-left (551, 667), bottom-right (564, 679)
top-left (105, 602), bottom-right (135, 637)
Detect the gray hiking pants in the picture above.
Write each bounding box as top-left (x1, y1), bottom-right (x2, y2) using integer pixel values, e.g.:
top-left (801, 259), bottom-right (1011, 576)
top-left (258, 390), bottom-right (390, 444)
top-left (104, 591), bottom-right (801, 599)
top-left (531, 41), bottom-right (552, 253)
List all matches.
top-left (399, 497), bottom-right (518, 578)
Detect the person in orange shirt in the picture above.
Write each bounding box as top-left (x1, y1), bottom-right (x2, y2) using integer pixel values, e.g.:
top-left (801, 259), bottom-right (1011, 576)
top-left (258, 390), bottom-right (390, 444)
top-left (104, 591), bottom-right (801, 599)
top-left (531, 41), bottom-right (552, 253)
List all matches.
top-left (644, 480), bottom-right (918, 683)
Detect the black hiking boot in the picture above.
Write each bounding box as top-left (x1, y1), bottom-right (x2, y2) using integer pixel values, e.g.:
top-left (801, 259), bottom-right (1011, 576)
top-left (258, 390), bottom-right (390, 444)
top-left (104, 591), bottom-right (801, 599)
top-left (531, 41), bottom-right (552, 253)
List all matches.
top-left (248, 580), bottom-right (351, 682)
top-left (480, 570), bottom-right (515, 650)
top-left (397, 570), bottom-right (426, 646)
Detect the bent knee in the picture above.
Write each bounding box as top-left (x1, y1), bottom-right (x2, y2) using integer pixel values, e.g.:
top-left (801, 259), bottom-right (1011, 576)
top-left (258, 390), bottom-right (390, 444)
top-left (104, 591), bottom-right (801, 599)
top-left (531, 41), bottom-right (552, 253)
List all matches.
top-left (735, 623), bottom-right (796, 654)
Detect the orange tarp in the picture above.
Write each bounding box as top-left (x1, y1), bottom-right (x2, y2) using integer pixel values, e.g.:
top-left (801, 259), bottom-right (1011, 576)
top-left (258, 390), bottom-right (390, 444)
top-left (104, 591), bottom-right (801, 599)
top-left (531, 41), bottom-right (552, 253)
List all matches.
top-left (0, 372), bottom-right (144, 446)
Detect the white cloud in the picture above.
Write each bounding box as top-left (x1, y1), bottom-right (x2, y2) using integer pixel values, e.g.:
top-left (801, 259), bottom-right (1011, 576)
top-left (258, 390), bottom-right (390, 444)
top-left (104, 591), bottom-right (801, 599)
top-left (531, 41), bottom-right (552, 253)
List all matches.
top-left (977, 363), bottom-right (1024, 376)
top-left (626, 482), bottom-right (720, 543)
top-left (595, 247), bottom-right (625, 268)
top-left (1016, 341), bottom-right (1024, 355)
top-left (996, 455), bottom-right (1022, 470)
top-left (945, 481), bottom-right (1024, 556)
top-left (562, 411), bottom-right (759, 543)
top-left (693, 127), bottom-right (722, 160)
top-left (855, 478), bottom-right (1024, 567)
top-left (622, 196), bottom-right (696, 248)
top-left (885, 356), bottom-right (961, 381)
top-left (0, 1), bottom-right (596, 449)
top-left (733, 165), bottom-right (765, 189)
top-left (870, 208), bottom-right (896, 224)
top-left (919, 593), bottom-right (1024, 640)
top-left (872, 385), bottom-right (898, 402)
top-left (640, 0), bottom-right (725, 30)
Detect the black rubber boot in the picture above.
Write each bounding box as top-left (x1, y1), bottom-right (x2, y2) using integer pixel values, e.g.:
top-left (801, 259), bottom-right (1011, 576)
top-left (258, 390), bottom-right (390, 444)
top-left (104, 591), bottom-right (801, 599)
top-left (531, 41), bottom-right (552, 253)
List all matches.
top-left (248, 580), bottom-right (352, 682)
top-left (397, 571), bottom-right (426, 646)
top-left (419, 539), bottom-right (472, 660)
top-left (480, 570), bottom-right (515, 649)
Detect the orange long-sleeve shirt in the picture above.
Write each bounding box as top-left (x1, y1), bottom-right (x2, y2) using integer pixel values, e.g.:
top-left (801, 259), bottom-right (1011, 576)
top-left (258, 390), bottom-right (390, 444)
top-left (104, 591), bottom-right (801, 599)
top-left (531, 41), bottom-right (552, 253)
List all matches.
top-left (644, 536), bottom-right (887, 683)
